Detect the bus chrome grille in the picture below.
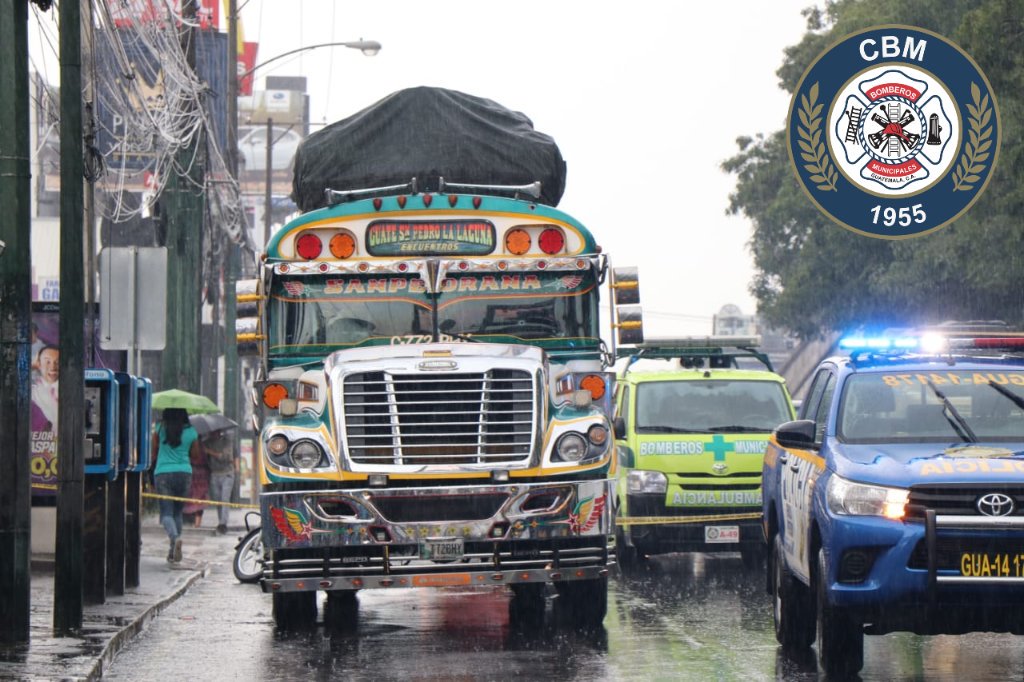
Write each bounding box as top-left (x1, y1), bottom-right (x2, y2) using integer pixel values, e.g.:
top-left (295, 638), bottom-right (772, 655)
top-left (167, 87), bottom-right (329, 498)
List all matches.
top-left (343, 369), bottom-right (534, 466)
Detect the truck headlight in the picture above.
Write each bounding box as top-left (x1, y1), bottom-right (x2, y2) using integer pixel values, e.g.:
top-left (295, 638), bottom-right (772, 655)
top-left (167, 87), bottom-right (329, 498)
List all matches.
top-left (555, 433), bottom-right (588, 462)
top-left (627, 470), bottom-right (667, 495)
top-left (289, 439), bottom-right (325, 468)
top-left (826, 475), bottom-right (908, 519)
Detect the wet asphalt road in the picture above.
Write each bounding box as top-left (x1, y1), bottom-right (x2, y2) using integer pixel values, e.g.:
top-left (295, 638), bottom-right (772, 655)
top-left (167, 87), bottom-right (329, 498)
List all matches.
top-left (104, 535), bottom-right (1024, 681)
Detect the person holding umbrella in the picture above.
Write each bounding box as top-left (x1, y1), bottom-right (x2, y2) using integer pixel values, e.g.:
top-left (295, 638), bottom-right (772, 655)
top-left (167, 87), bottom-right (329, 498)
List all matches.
top-left (151, 406), bottom-right (201, 563)
top-left (205, 427), bottom-right (237, 534)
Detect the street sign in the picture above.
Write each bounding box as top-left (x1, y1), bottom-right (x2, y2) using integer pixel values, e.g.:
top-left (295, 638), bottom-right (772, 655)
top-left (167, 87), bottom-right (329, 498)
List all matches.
top-left (99, 247), bottom-right (167, 351)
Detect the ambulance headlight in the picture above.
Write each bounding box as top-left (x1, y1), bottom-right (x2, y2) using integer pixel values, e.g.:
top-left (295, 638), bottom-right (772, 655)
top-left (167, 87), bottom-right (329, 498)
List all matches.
top-left (289, 439), bottom-right (325, 469)
top-left (627, 470), bottom-right (667, 495)
top-left (826, 475), bottom-right (908, 519)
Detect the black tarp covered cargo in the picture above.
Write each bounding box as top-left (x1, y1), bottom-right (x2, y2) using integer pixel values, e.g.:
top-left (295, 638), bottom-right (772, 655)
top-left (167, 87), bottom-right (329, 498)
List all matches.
top-left (291, 86), bottom-right (566, 211)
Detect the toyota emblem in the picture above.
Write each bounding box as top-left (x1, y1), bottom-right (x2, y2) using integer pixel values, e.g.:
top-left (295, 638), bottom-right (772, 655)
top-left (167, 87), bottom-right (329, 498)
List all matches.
top-left (976, 492), bottom-right (1015, 517)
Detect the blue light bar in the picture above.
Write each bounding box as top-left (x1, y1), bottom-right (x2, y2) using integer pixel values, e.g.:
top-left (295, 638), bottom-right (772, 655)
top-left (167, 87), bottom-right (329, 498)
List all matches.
top-left (838, 336), bottom-right (920, 352)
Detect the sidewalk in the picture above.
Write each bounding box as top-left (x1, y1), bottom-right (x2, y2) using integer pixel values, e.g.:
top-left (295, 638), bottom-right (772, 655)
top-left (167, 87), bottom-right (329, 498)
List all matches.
top-left (0, 509), bottom-right (254, 681)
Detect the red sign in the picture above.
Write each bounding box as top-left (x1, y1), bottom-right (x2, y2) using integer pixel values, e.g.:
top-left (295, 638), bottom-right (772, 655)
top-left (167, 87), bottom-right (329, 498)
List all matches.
top-left (238, 42), bottom-right (259, 97)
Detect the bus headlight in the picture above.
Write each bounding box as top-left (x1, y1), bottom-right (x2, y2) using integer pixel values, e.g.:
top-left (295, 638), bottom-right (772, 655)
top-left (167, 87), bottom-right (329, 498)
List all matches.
top-left (555, 433), bottom-right (588, 462)
top-left (267, 435), bottom-right (289, 456)
top-left (289, 439), bottom-right (325, 468)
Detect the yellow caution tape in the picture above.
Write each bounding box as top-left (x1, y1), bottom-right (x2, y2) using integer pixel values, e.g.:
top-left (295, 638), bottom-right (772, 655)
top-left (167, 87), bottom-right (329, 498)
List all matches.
top-left (616, 512), bottom-right (762, 526)
top-left (32, 483), bottom-right (257, 509)
top-left (32, 483), bottom-right (758, 521)
top-left (141, 492), bottom-right (259, 509)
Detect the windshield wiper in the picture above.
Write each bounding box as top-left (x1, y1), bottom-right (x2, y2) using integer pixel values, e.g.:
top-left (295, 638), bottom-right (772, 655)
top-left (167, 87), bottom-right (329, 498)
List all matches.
top-left (987, 381), bottom-right (1024, 411)
top-left (708, 425), bottom-right (771, 433)
top-left (922, 379), bottom-right (976, 442)
top-left (638, 425), bottom-right (712, 434)
top-left (445, 331), bottom-right (479, 343)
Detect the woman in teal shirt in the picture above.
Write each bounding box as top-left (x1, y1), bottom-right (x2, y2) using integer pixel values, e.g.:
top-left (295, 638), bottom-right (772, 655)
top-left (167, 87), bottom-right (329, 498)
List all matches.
top-left (151, 408), bottom-right (200, 563)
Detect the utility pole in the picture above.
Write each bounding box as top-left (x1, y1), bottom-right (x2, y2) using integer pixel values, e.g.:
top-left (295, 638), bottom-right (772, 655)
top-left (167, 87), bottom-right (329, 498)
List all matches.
top-left (263, 117), bottom-right (273, 248)
top-left (162, 0), bottom-right (203, 393)
top-left (0, 0), bottom-right (33, 644)
top-left (224, 0), bottom-right (239, 425)
top-left (54, 0), bottom-right (87, 634)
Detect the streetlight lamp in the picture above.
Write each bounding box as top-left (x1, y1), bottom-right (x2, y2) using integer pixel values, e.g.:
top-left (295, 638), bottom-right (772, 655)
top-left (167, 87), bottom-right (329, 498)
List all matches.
top-left (238, 40), bottom-right (382, 80)
top-left (237, 39), bottom-right (381, 247)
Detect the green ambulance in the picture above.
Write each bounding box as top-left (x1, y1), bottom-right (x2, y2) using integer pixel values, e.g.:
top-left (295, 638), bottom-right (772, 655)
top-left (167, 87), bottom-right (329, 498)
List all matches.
top-left (613, 338), bottom-right (796, 567)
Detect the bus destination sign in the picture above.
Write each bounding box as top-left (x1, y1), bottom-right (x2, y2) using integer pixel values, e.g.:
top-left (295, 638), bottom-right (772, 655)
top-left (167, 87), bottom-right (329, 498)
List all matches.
top-left (366, 220), bottom-right (496, 256)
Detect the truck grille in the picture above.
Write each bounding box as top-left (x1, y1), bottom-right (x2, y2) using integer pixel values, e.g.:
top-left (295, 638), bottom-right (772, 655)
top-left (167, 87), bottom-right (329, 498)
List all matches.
top-left (343, 369), bottom-right (534, 466)
top-left (907, 484), bottom-right (1024, 519)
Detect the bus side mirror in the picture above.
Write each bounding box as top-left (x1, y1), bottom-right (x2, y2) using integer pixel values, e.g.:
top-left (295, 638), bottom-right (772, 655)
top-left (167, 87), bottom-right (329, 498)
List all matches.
top-left (615, 305), bottom-right (644, 345)
top-left (611, 267), bottom-right (640, 305)
top-left (236, 278), bottom-right (264, 357)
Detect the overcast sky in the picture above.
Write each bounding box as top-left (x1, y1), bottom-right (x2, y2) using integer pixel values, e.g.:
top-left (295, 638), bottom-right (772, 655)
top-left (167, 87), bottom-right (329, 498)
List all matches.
top-left (26, 1), bottom-right (816, 337)
top-left (242, 1), bottom-right (816, 336)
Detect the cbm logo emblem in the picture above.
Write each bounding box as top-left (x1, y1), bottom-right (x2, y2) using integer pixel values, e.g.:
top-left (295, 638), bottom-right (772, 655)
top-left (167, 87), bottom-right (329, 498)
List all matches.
top-left (788, 26), bottom-right (1000, 239)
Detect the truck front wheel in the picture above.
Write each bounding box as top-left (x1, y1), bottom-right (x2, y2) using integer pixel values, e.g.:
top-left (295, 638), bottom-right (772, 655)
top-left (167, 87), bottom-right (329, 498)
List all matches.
top-left (771, 535), bottom-right (814, 650)
top-left (555, 576), bottom-right (607, 627)
top-left (815, 549), bottom-right (863, 677)
top-left (273, 591), bottom-right (318, 630)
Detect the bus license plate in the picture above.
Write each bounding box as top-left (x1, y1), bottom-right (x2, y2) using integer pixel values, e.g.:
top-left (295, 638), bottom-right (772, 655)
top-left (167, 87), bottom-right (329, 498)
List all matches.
top-left (420, 538), bottom-right (464, 562)
top-left (960, 552), bottom-right (1024, 578)
top-left (705, 526), bottom-right (740, 544)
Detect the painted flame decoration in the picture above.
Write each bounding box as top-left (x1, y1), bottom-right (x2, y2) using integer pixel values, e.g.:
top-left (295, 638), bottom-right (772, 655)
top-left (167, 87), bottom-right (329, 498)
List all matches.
top-left (270, 506), bottom-right (313, 543)
top-left (568, 494), bottom-right (606, 534)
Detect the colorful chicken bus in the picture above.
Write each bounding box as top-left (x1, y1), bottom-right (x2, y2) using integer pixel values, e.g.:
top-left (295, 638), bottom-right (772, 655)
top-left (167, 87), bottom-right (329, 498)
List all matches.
top-left (236, 177), bottom-right (642, 628)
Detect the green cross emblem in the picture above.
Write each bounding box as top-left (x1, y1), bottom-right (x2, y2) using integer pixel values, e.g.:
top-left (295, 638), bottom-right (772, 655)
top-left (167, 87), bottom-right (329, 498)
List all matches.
top-left (706, 434), bottom-right (735, 463)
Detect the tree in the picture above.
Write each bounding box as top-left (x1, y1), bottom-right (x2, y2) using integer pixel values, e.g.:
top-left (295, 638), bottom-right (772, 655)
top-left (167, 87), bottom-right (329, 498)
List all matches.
top-left (724, 0), bottom-right (1024, 339)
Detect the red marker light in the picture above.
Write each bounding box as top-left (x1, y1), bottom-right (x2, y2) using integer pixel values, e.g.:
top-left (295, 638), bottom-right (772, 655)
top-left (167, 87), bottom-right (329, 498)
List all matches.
top-left (538, 228), bottom-right (565, 255)
top-left (295, 233), bottom-right (322, 260)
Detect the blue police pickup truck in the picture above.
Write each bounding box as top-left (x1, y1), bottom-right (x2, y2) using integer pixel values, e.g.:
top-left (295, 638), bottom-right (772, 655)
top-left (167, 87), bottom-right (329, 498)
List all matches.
top-left (762, 334), bottom-right (1024, 677)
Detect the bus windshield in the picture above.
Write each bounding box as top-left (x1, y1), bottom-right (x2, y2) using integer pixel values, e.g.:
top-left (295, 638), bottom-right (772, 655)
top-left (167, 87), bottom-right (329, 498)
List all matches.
top-left (267, 268), bottom-right (601, 356)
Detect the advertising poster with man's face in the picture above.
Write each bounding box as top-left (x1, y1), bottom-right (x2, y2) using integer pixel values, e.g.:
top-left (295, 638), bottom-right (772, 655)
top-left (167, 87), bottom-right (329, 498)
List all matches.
top-left (31, 303), bottom-right (123, 498)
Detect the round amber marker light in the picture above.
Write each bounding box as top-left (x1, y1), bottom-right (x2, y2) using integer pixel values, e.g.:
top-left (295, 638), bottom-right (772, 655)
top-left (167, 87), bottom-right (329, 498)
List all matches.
top-left (505, 228), bottom-right (531, 255)
top-left (580, 375), bottom-right (605, 400)
top-left (262, 383), bottom-right (288, 409)
top-left (330, 232), bottom-right (356, 259)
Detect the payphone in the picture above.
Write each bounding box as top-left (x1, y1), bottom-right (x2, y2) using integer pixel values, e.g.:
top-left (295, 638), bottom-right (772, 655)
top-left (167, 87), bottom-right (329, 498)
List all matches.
top-left (132, 376), bottom-right (153, 472)
top-left (84, 368), bottom-right (119, 479)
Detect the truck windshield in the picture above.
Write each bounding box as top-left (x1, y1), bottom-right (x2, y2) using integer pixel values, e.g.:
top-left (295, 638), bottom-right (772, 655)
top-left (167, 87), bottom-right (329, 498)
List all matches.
top-left (838, 372), bottom-right (1024, 443)
top-left (267, 269), bottom-right (601, 356)
top-left (635, 380), bottom-right (792, 433)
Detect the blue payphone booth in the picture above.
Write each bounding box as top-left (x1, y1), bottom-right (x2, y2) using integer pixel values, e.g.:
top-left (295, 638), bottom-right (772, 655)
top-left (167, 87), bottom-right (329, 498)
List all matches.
top-left (133, 376), bottom-right (153, 472)
top-left (125, 376), bottom-right (153, 590)
top-left (84, 368), bottom-right (119, 480)
top-left (114, 372), bottom-right (137, 473)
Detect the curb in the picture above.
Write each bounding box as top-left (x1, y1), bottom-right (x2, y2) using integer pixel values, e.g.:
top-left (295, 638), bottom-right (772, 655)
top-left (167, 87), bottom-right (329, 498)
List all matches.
top-left (86, 563), bottom-right (209, 681)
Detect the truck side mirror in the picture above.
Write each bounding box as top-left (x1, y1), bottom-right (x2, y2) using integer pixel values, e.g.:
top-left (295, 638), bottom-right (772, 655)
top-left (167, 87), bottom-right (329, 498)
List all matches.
top-left (613, 416), bottom-right (626, 439)
top-left (774, 419), bottom-right (817, 450)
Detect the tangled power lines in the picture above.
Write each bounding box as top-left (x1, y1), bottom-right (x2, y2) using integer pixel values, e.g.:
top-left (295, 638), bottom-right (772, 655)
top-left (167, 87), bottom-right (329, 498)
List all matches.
top-left (31, 0), bottom-right (250, 249)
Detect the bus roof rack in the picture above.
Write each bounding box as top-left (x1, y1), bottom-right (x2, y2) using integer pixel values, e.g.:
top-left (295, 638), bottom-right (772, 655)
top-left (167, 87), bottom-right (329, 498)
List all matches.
top-left (324, 177), bottom-right (419, 206)
top-left (438, 177), bottom-right (542, 200)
